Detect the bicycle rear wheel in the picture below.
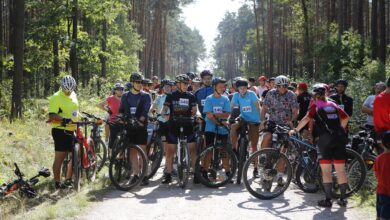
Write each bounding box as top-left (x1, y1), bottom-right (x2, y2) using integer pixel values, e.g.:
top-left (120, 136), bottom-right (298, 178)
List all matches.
top-left (243, 148), bottom-right (292, 200)
top-left (73, 143), bottom-right (82, 191)
top-left (94, 139), bottom-right (107, 172)
top-left (295, 161), bottom-right (320, 193)
top-left (318, 148), bottom-right (367, 198)
top-left (195, 145), bottom-right (237, 188)
top-left (109, 142), bottom-right (148, 191)
top-left (145, 137), bottom-right (164, 180)
top-left (236, 137), bottom-right (247, 184)
top-left (85, 145), bottom-right (97, 182)
top-left (178, 141), bottom-right (190, 188)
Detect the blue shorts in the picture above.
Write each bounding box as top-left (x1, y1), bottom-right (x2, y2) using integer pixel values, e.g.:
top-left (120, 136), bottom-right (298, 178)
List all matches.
top-left (377, 194), bottom-right (390, 219)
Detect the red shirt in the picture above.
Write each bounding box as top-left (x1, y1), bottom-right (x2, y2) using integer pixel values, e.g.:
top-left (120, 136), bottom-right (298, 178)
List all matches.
top-left (106, 96), bottom-right (121, 121)
top-left (374, 92), bottom-right (390, 133)
top-left (374, 152), bottom-right (390, 196)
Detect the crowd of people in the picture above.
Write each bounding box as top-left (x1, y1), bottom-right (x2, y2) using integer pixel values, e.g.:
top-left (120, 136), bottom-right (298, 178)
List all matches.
top-left (48, 71), bottom-right (390, 218)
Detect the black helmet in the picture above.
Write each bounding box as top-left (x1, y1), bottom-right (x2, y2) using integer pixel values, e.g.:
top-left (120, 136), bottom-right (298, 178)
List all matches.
top-left (312, 83), bottom-right (326, 96)
top-left (175, 74), bottom-right (190, 83)
top-left (200, 70), bottom-right (213, 78)
top-left (125, 82), bottom-right (132, 91)
top-left (113, 83), bottom-right (124, 90)
top-left (142, 78), bottom-right (152, 85)
top-left (248, 77), bottom-right (256, 83)
top-left (186, 72), bottom-right (196, 80)
top-left (232, 77), bottom-right (243, 86)
top-left (192, 77), bottom-right (201, 83)
top-left (130, 73), bottom-right (143, 82)
top-left (161, 79), bottom-right (174, 87)
top-left (236, 78), bottom-right (248, 88)
top-left (212, 77), bottom-right (227, 86)
top-left (335, 79), bottom-right (348, 87)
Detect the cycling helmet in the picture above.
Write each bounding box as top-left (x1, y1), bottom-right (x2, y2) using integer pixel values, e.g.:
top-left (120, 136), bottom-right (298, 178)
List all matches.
top-left (142, 78), bottom-right (152, 85)
top-left (232, 77), bottom-right (243, 85)
top-left (125, 82), bottom-right (132, 91)
top-left (130, 72), bottom-right (144, 82)
top-left (113, 83), bottom-right (124, 90)
top-left (175, 74), bottom-right (190, 83)
top-left (275, 75), bottom-right (289, 86)
top-left (192, 77), bottom-right (201, 83)
top-left (212, 77), bottom-right (227, 86)
top-left (269, 77), bottom-right (276, 82)
top-left (161, 79), bottom-right (174, 87)
top-left (61, 75), bottom-right (76, 92)
top-left (200, 70), bottom-right (213, 78)
top-left (186, 72), bottom-right (196, 80)
top-left (335, 79), bottom-right (348, 87)
top-left (152, 75), bottom-right (159, 80)
top-left (248, 77), bottom-right (256, 83)
top-left (375, 82), bottom-right (386, 91)
top-left (235, 78), bottom-right (248, 88)
top-left (312, 83), bottom-right (326, 96)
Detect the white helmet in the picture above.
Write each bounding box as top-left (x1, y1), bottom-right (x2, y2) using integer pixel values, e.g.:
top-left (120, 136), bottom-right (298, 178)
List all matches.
top-left (275, 75), bottom-right (289, 86)
top-left (61, 75), bottom-right (76, 92)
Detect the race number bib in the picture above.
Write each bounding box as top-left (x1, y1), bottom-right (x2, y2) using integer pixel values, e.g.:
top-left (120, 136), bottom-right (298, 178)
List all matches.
top-left (201, 99), bottom-right (206, 106)
top-left (130, 107), bottom-right (137, 114)
top-left (242, 106), bottom-right (252, 113)
top-left (339, 104), bottom-right (345, 110)
top-left (213, 107), bottom-right (223, 114)
top-left (179, 98), bottom-right (189, 106)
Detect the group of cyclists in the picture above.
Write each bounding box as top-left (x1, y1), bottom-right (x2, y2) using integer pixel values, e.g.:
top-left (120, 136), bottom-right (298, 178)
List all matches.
top-left (48, 71), bottom-right (390, 217)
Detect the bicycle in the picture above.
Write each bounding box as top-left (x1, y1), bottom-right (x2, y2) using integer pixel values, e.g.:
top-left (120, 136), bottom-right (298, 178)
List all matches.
top-left (194, 120), bottom-right (237, 188)
top-left (145, 115), bottom-right (165, 180)
top-left (108, 115), bottom-right (148, 191)
top-left (49, 116), bottom-right (100, 191)
top-left (81, 112), bottom-right (108, 172)
top-left (0, 163), bottom-right (50, 199)
top-left (236, 118), bottom-right (257, 185)
top-left (242, 122), bottom-right (293, 200)
top-left (350, 124), bottom-right (378, 171)
top-left (171, 116), bottom-right (195, 188)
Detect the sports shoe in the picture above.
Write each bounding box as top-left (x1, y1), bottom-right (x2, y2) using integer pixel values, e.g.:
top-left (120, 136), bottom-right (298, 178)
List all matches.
top-left (318, 199), bottom-right (332, 208)
top-left (253, 168), bottom-right (259, 178)
top-left (130, 175), bottom-right (140, 185)
top-left (276, 173), bottom-right (285, 187)
top-left (161, 173), bottom-right (172, 184)
top-left (141, 177), bottom-right (149, 186)
top-left (337, 198), bottom-right (348, 207)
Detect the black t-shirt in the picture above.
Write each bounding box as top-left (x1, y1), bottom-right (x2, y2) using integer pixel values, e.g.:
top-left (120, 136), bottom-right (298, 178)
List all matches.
top-left (297, 91), bottom-right (312, 121)
top-left (329, 93), bottom-right (353, 117)
top-left (164, 90), bottom-right (197, 118)
top-left (261, 90), bottom-right (269, 99)
top-left (119, 91), bottom-right (151, 120)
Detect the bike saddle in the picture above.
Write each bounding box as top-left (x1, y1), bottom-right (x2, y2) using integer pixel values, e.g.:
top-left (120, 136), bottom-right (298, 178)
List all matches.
top-left (39, 168), bottom-right (51, 178)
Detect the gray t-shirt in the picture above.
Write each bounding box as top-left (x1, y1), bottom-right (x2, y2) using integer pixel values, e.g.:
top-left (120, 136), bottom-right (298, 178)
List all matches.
top-left (363, 95), bottom-right (375, 125)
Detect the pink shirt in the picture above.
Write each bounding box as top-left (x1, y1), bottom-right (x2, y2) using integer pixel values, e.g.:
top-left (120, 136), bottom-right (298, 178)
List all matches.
top-left (106, 96), bottom-right (121, 121)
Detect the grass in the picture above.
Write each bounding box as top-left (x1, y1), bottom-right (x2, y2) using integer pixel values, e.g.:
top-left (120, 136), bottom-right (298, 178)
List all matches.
top-left (0, 96), bottom-right (111, 219)
top-left (350, 171), bottom-right (377, 219)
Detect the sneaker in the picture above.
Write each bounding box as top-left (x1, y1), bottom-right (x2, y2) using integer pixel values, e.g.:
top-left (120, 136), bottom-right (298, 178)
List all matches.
top-left (131, 175), bottom-right (140, 185)
top-left (172, 168), bottom-right (178, 176)
top-left (201, 170), bottom-right (210, 182)
top-left (193, 174), bottom-right (200, 184)
top-left (253, 168), bottom-right (259, 178)
top-left (276, 173), bottom-right (285, 187)
top-left (262, 179), bottom-right (272, 192)
top-left (161, 173), bottom-right (172, 184)
top-left (337, 199), bottom-right (348, 207)
top-left (226, 171), bottom-right (234, 184)
top-left (55, 180), bottom-right (73, 190)
top-left (141, 177), bottom-right (149, 186)
top-left (318, 199), bottom-right (332, 208)
top-left (208, 169), bottom-right (217, 180)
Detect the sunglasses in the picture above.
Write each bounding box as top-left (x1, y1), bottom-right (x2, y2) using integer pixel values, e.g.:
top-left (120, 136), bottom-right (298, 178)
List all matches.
top-left (134, 81), bottom-right (142, 84)
top-left (115, 88), bottom-right (124, 91)
top-left (276, 85), bottom-right (288, 88)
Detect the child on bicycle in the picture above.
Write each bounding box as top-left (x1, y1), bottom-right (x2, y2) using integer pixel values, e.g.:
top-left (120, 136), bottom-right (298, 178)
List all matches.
top-left (375, 131), bottom-right (390, 220)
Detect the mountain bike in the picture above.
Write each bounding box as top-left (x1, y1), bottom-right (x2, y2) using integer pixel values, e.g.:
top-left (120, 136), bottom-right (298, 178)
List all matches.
top-left (145, 115), bottom-right (164, 180)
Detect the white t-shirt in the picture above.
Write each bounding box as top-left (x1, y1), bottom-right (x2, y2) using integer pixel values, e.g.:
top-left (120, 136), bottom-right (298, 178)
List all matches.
top-left (363, 95), bottom-right (375, 125)
top-left (256, 85), bottom-right (268, 99)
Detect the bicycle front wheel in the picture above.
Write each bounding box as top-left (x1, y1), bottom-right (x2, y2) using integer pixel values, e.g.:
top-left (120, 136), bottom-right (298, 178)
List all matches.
top-left (109, 143), bottom-right (148, 191)
top-left (73, 143), bottom-right (82, 191)
top-left (178, 141), bottom-right (190, 188)
top-left (94, 139), bottom-right (107, 172)
top-left (243, 148), bottom-right (292, 200)
top-left (195, 145), bottom-right (237, 188)
top-left (145, 137), bottom-right (164, 180)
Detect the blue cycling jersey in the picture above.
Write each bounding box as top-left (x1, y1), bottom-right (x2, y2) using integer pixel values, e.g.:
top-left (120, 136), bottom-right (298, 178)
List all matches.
top-left (194, 86), bottom-right (214, 117)
top-left (231, 90), bottom-right (260, 123)
top-left (203, 94), bottom-right (231, 135)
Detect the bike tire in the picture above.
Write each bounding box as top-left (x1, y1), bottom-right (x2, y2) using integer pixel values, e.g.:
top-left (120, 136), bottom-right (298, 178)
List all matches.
top-left (318, 148), bottom-right (367, 198)
top-left (195, 145), bottom-right (237, 188)
top-left (145, 137), bottom-right (164, 180)
top-left (236, 137), bottom-right (246, 184)
top-left (94, 139), bottom-right (107, 172)
top-left (178, 141), bottom-right (190, 188)
top-left (243, 148), bottom-right (293, 200)
top-left (85, 145), bottom-right (97, 182)
top-left (73, 143), bottom-right (81, 191)
top-left (295, 162), bottom-right (320, 193)
top-left (109, 143), bottom-right (148, 191)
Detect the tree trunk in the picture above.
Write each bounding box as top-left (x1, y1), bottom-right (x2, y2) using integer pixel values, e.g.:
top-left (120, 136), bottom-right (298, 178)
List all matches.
top-left (70, 0), bottom-right (78, 81)
top-left (98, 19), bottom-right (107, 96)
top-left (160, 13), bottom-right (167, 79)
top-left (378, 0), bottom-right (386, 67)
top-left (10, 0), bottom-right (24, 120)
top-left (0, 0), bottom-right (3, 81)
top-left (268, 0), bottom-right (274, 76)
top-left (301, 0), bottom-right (313, 78)
top-left (371, 0), bottom-right (378, 59)
top-left (253, 0), bottom-right (261, 74)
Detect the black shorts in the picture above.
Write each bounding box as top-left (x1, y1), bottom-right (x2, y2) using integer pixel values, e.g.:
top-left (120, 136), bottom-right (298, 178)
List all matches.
top-left (127, 127), bottom-right (148, 145)
top-left (317, 133), bottom-right (346, 162)
top-left (52, 128), bottom-right (74, 152)
top-left (377, 194), bottom-right (390, 219)
top-left (167, 123), bottom-right (195, 144)
top-left (205, 132), bottom-right (228, 147)
top-left (108, 125), bottom-right (121, 149)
